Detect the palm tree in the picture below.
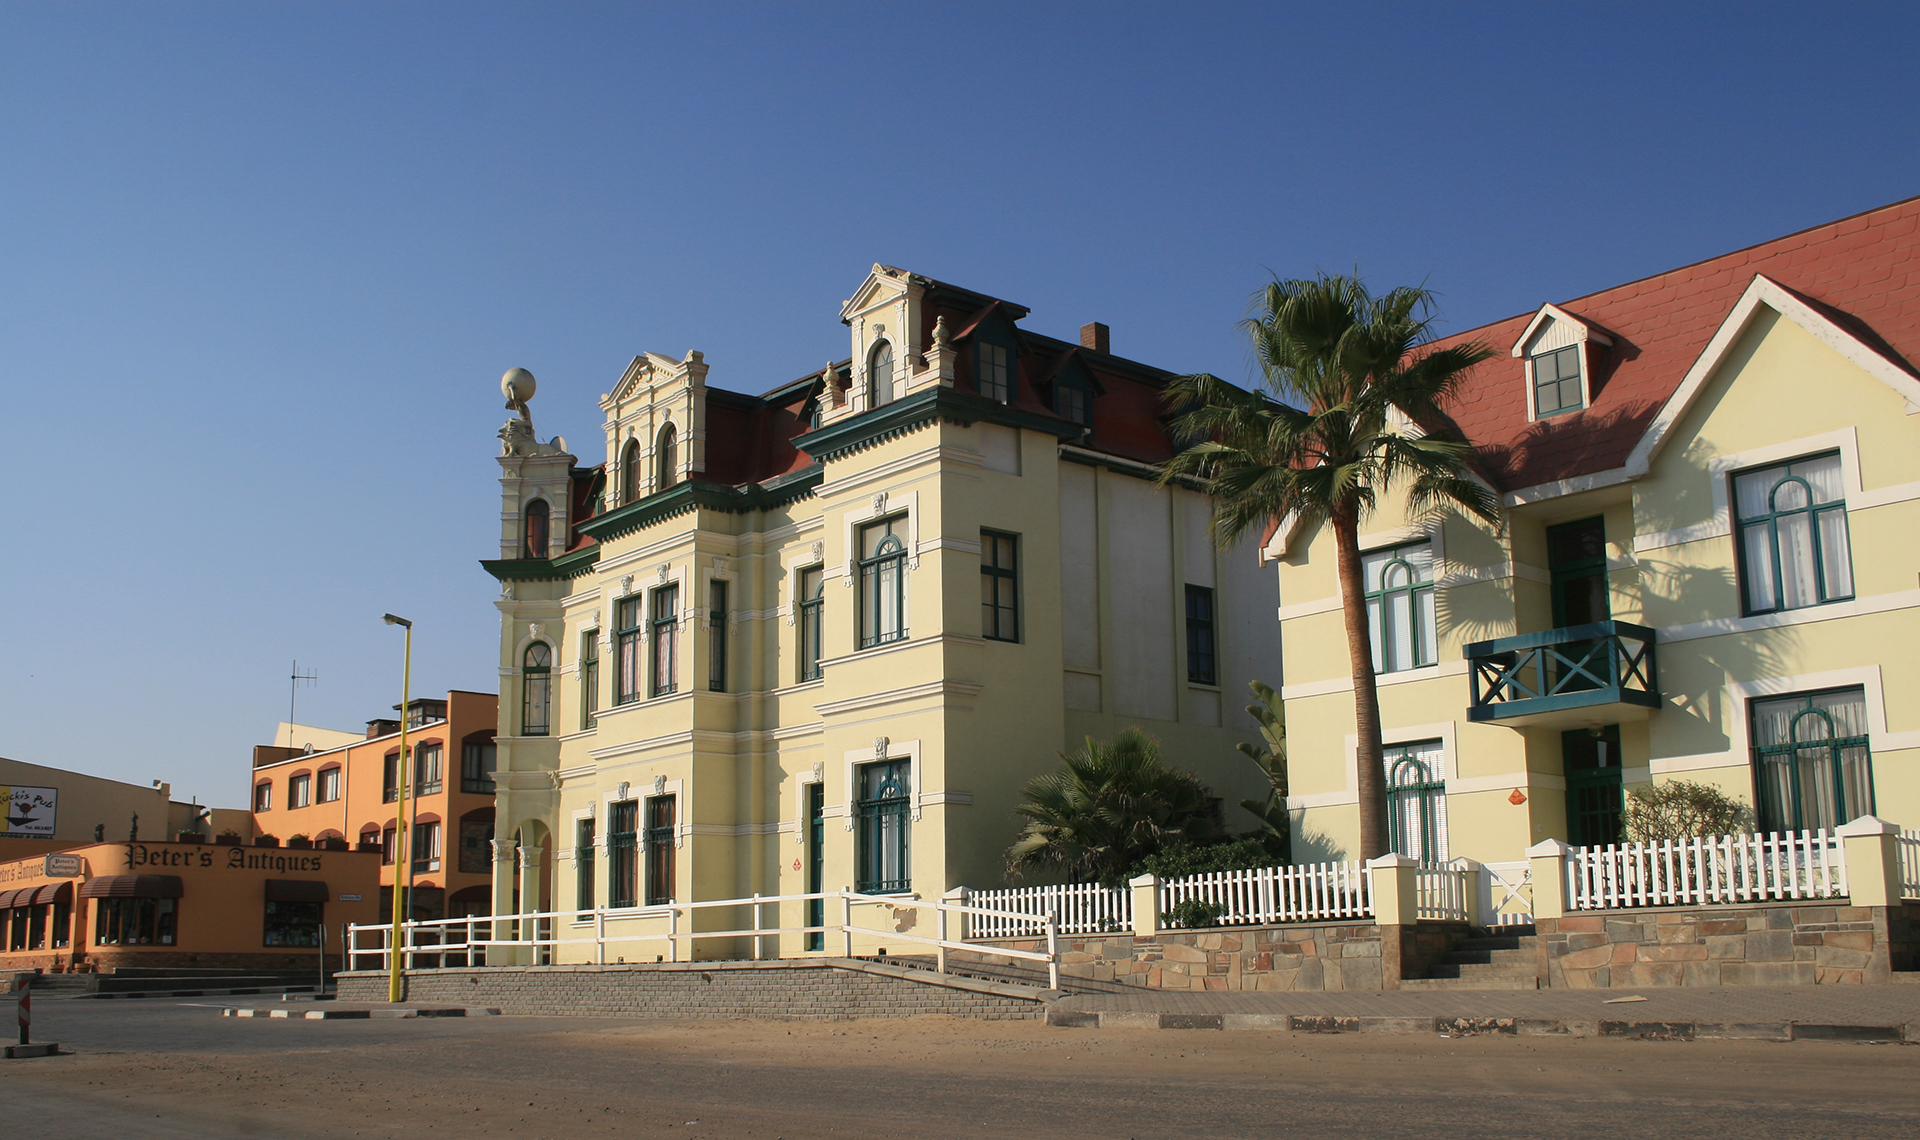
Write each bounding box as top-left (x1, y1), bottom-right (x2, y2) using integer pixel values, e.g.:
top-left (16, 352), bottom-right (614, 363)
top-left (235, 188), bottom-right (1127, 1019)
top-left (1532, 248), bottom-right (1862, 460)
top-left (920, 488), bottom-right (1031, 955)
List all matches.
top-left (1006, 727), bottom-right (1225, 886)
top-left (1161, 274), bottom-right (1496, 861)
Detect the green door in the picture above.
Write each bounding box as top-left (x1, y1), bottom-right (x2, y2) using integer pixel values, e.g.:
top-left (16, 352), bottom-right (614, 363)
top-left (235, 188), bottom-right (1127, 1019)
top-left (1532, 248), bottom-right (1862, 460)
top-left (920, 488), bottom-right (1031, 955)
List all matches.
top-left (1547, 516), bottom-right (1610, 627)
top-left (805, 783), bottom-right (824, 951)
top-left (1562, 725), bottom-right (1624, 846)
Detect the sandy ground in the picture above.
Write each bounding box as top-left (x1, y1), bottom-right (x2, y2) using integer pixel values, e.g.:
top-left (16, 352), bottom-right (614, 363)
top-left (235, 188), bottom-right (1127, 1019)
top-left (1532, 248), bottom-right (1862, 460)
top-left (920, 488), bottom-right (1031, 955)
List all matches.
top-left (9, 1001), bottom-right (1919, 1139)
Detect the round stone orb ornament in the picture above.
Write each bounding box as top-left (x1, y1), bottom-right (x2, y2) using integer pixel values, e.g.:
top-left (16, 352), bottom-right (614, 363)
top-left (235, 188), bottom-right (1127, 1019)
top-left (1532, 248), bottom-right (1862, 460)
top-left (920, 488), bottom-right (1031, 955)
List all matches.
top-left (502, 367), bottom-right (537, 406)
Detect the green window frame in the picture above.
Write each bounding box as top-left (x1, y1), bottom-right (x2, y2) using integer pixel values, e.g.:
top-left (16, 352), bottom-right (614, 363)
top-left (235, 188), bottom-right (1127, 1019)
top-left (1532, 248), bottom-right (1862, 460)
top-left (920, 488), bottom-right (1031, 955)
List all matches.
top-left (263, 900), bottom-right (321, 948)
top-left (708, 580), bottom-right (728, 692)
top-left (981, 530), bottom-right (1019, 641)
top-left (1185, 585), bottom-right (1216, 685)
top-left (521, 642), bottom-right (552, 735)
top-left (868, 341), bottom-right (895, 407)
top-left (1363, 541), bottom-right (1436, 674)
top-left (614, 597), bottom-right (644, 705)
top-left (1750, 687), bottom-right (1873, 832)
top-left (1733, 452), bottom-right (1852, 616)
top-left (797, 566), bottom-right (825, 681)
top-left (607, 800), bottom-right (639, 908)
top-left (575, 817), bottom-right (596, 912)
top-left (579, 632), bottom-right (600, 730)
top-left (1531, 344), bottom-right (1583, 416)
top-left (859, 517), bottom-right (908, 649)
top-left (856, 758), bottom-right (911, 894)
top-left (644, 795), bottom-right (676, 906)
top-left (976, 340), bottom-right (1011, 402)
top-left (650, 585), bottom-right (679, 697)
top-left (1384, 741), bottom-right (1448, 863)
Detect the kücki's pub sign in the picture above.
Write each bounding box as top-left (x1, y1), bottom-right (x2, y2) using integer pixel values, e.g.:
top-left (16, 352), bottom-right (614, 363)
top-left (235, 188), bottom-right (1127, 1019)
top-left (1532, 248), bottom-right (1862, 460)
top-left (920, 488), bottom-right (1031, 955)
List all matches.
top-left (2, 784), bottom-right (57, 840)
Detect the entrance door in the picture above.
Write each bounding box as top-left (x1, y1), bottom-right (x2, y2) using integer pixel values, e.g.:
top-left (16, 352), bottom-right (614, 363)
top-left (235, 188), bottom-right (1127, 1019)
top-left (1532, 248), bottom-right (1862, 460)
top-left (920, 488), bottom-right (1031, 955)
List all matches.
top-left (1548, 517), bottom-right (1610, 627)
top-left (805, 783), bottom-right (825, 951)
top-left (1562, 725), bottom-right (1624, 846)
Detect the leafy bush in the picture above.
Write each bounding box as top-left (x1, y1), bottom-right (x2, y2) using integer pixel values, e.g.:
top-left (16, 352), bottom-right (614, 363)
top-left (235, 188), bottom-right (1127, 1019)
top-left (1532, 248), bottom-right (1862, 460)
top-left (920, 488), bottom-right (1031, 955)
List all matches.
top-left (1623, 780), bottom-right (1751, 842)
top-left (1133, 837), bottom-right (1275, 880)
top-left (1163, 899), bottom-right (1225, 929)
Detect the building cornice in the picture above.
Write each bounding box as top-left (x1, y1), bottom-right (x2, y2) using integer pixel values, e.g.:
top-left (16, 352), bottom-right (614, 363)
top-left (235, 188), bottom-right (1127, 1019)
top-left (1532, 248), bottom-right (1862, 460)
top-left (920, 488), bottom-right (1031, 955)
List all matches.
top-left (574, 467), bottom-right (823, 545)
top-left (794, 387), bottom-right (1081, 465)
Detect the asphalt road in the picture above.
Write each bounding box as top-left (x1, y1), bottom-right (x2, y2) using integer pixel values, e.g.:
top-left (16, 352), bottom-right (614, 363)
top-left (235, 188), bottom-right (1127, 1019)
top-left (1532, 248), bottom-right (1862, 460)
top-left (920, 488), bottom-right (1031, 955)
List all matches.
top-left (8, 998), bottom-right (1918, 1139)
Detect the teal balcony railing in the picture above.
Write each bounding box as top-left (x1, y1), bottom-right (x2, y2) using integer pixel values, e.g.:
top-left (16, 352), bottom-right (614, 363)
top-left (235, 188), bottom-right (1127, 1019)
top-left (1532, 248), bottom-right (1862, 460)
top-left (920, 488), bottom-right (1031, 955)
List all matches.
top-left (1466, 620), bottom-right (1658, 725)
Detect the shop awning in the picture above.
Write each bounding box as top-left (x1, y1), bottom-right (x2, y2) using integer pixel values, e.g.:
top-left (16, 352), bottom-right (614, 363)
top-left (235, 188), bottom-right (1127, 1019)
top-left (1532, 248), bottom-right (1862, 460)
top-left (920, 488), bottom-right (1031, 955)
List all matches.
top-left (29, 881), bottom-right (73, 906)
top-left (447, 885), bottom-right (490, 903)
top-left (79, 875), bottom-right (185, 899)
top-left (0, 887), bottom-right (29, 909)
top-left (264, 879), bottom-right (329, 902)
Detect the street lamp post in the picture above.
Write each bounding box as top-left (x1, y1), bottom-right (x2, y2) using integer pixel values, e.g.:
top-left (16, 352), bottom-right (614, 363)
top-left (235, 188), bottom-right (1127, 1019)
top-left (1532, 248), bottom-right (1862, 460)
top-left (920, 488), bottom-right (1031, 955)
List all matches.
top-left (382, 613), bottom-right (412, 1004)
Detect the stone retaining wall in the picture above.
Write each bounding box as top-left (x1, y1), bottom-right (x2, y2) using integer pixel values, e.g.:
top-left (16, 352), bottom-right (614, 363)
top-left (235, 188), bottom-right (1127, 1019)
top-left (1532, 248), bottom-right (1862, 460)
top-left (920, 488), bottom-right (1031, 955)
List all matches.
top-left (1537, 902), bottom-right (1920, 987)
top-left (975, 921), bottom-right (1445, 991)
top-left (336, 960), bottom-right (1045, 1020)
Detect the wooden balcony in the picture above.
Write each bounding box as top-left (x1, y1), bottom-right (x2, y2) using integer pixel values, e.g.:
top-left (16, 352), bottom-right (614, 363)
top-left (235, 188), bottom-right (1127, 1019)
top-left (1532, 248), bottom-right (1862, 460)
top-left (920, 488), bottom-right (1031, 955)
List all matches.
top-left (1466, 620), bottom-right (1659, 728)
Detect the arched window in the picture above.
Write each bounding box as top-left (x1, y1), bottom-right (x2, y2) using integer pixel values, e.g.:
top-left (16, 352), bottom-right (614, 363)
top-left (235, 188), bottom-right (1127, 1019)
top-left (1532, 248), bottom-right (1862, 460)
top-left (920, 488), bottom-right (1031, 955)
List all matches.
top-left (522, 499), bottom-right (550, 560)
top-left (620, 438), bottom-right (641, 505)
top-left (1384, 742), bottom-right (1447, 864)
top-left (868, 341), bottom-right (895, 408)
top-left (522, 642), bottom-right (552, 737)
top-left (1751, 687), bottom-right (1872, 831)
top-left (656, 424), bottom-right (678, 491)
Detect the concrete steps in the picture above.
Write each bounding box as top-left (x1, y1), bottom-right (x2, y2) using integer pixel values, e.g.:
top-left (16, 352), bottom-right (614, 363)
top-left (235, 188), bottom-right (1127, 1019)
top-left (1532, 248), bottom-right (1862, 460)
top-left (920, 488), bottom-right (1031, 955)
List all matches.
top-left (1404, 927), bottom-right (1543, 990)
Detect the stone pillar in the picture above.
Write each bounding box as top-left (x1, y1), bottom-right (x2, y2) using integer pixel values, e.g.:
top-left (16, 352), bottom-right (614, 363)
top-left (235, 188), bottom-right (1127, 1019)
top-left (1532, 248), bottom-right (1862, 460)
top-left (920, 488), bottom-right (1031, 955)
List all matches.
top-left (487, 838), bottom-right (518, 966)
top-left (1528, 839), bottom-right (1572, 921)
top-left (1129, 874), bottom-right (1161, 938)
top-left (1835, 815), bottom-right (1901, 908)
top-left (1366, 854), bottom-right (1418, 991)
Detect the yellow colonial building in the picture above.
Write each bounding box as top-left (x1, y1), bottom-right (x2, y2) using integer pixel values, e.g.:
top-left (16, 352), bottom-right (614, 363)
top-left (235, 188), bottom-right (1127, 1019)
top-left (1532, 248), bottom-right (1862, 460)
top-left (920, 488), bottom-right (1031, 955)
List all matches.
top-left (482, 266), bottom-right (1281, 959)
top-left (1273, 197), bottom-right (1920, 868)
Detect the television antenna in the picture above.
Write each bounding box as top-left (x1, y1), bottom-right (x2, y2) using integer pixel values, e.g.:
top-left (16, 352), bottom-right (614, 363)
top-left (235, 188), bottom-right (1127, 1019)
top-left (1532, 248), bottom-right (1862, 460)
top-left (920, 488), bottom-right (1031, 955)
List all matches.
top-left (287, 660), bottom-right (319, 749)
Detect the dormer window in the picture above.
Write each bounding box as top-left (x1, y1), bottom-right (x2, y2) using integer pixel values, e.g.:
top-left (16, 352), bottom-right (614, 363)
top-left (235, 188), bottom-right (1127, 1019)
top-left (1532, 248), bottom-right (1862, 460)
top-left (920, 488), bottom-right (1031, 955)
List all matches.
top-left (868, 341), bottom-right (895, 408)
top-left (976, 341), bottom-right (1011, 403)
top-left (1055, 375), bottom-right (1091, 430)
top-left (522, 499), bottom-right (549, 560)
top-left (1531, 345), bottom-right (1584, 416)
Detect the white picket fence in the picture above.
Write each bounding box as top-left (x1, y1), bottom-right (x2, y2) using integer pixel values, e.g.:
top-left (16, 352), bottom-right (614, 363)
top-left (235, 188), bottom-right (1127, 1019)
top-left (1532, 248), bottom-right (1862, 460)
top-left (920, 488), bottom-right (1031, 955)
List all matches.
top-left (965, 882), bottom-right (1131, 938)
top-left (1566, 829), bottom-right (1847, 910)
top-left (1899, 830), bottom-right (1920, 900)
top-left (1158, 861), bottom-right (1372, 926)
top-left (1416, 865), bottom-right (1471, 921)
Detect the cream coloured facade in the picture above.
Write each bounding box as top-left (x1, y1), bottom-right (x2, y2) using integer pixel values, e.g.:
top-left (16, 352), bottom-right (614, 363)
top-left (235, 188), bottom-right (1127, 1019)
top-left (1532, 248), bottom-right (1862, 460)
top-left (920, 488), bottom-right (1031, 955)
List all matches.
top-left (483, 266), bottom-right (1281, 960)
top-left (1271, 198), bottom-right (1920, 867)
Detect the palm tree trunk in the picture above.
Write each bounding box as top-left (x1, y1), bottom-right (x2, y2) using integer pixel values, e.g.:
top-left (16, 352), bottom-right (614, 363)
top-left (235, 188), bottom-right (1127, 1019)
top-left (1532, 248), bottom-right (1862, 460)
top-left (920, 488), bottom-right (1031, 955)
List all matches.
top-left (1331, 503), bottom-right (1390, 861)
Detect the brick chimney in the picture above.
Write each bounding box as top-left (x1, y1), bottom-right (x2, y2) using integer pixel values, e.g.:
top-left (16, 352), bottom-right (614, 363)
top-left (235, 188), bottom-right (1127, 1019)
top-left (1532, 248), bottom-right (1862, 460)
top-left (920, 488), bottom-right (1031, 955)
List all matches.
top-left (365, 718), bottom-right (401, 739)
top-left (1079, 322), bottom-right (1109, 353)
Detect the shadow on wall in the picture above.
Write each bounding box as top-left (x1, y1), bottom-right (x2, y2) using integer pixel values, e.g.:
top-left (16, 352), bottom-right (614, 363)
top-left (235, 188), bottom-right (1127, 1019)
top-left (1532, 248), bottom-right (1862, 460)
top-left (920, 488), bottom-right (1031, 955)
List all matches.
top-left (1285, 818), bottom-right (1347, 865)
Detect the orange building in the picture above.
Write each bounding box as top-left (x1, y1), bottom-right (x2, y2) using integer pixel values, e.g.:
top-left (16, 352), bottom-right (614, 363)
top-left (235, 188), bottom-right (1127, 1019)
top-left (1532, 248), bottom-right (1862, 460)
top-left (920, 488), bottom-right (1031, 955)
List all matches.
top-left (0, 838), bottom-right (382, 973)
top-left (248, 690), bottom-right (499, 923)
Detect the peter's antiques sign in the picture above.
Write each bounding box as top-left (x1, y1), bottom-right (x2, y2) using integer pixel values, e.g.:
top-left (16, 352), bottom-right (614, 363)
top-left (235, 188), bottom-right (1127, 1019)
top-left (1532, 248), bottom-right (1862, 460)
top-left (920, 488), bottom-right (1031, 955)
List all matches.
top-left (2, 785), bottom-right (57, 839)
top-left (124, 844), bottom-right (330, 874)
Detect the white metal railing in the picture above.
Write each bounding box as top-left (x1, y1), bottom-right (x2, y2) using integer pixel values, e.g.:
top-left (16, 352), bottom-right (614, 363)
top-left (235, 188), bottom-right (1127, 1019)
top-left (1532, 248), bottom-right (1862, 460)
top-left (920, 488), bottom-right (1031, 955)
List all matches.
top-left (1158, 861), bottom-right (1371, 927)
top-left (347, 889), bottom-right (1062, 989)
top-left (1416, 865), bottom-right (1470, 921)
top-left (1566, 830), bottom-right (1847, 910)
top-left (1899, 830), bottom-right (1920, 900)
top-left (964, 882), bottom-right (1130, 938)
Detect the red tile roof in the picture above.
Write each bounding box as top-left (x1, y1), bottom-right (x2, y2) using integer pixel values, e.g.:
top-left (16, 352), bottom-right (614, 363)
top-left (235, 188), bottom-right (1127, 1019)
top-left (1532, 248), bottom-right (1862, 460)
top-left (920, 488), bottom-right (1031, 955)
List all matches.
top-left (1430, 195), bottom-right (1920, 492)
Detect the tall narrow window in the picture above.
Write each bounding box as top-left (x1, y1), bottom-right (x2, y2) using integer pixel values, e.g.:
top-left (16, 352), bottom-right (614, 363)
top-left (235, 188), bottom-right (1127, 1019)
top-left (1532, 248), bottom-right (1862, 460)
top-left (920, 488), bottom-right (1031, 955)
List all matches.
top-left (287, 773), bottom-right (311, 809)
top-left (859, 516), bottom-right (908, 648)
top-left (1363, 542), bottom-right (1436, 673)
top-left (981, 531), bottom-right (1020, 641)
top-left (413, 743), bottom-right (443, 795)
top-left (797, 566), bottom-right (825, 681)
top-left (614, 596), bottom-right (644, 705)
top-left (976, 341), bottom-right (1011, 402)
top-left (1384, 741), bottom-right (1448, 863)
top-left (607, 800), bottom-right (639, 908)
top-left (522, 642), bottom-right (552, 735)
top-left (620, 438), bottom-right (642, 504)
top-left (644, 796), bottom-right (676, 906)
top-left (254, 782), bottom-right (272, 812)
top-left (575, 817), bottom-right (596, 912)
top-left (579, 632), bottom-right (600, 730)
top-left (461, 737), bottom-right (496, 793)
top-left (1751, 687), bottom-right (1872, 832)
top-left (1734, 452), bottom-right (1852, 615)
top-left (381, 827), bottom-right (397, 865)
top-left (856, 759), bottom-right (911, 893)
top-left (382, 752), bottom-right (401, 802)
top-left (708, 580), bottom-right (728, 692)
top-left (1531, 345), bottom-right (1584, 416)
top-left (412, 821), bottom-right (441, 871)
top-left (651, 584), bottom-right (679, 697)
top-left (868, 341), bottom-right (895, 407)
top-left (1185, 585), bottom-right (1216, 685)
top-left (523, 498), bottom-right (550, 559)
top-left (317, 767), bottom-right (341, 803)
top-left (656, 424), bottom-right (678, 491)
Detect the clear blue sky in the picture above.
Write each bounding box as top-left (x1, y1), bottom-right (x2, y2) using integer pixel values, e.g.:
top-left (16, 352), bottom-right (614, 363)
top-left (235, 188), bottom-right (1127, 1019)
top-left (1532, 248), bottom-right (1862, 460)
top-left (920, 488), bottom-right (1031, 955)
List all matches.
top-left (4, 3), bottom-right (1917, 808)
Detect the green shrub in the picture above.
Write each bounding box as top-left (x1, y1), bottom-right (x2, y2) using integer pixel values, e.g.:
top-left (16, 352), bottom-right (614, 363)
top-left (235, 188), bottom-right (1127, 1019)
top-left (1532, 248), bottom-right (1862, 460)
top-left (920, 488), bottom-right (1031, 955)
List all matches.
top-left (1163, 899), bottom-right (1225, 929)
top-left (1133, 837), bottom-right (1275, 880)
top-left (1623, 780), bottom-right (1751, 842)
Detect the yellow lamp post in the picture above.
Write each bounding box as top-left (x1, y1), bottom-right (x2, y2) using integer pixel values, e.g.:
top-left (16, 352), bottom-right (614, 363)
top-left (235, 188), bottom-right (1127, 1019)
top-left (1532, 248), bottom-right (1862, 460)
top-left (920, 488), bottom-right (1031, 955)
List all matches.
top-left (382, 613), bottom-right (412, 1003)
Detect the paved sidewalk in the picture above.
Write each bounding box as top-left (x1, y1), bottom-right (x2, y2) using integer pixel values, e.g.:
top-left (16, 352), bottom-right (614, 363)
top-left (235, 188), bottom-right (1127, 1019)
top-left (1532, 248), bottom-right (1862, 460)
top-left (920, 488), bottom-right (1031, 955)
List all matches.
top-left (1051, 983), bottom-right (1920, 1037)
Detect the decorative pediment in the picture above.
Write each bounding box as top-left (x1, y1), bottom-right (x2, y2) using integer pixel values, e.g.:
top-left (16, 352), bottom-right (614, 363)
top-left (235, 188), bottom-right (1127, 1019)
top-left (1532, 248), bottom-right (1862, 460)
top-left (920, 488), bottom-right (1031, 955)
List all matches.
top-left (1510, 303), bottom-right (1613, 358)
top-left (840, 264), bottom-right (921, 322)
top-left (602, 351), bottom-right (704, 411)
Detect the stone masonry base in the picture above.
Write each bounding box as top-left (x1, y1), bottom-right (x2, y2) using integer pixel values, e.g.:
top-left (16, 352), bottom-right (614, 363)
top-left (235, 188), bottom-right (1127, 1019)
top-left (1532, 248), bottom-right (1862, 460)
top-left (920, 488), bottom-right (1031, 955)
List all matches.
top-left (1539, 902), bottom-right (1920, 987)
